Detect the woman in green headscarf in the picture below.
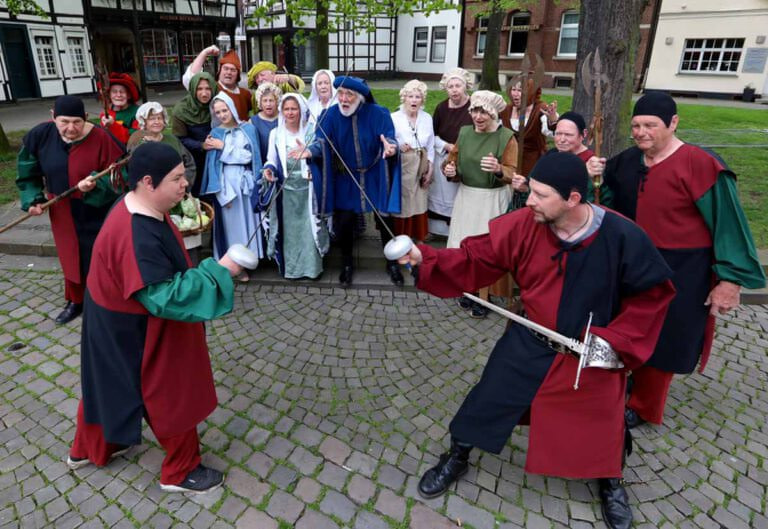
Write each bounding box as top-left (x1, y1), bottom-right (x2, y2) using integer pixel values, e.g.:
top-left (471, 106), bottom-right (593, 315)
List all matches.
top-left (172, 72), bottom-right (218, 197)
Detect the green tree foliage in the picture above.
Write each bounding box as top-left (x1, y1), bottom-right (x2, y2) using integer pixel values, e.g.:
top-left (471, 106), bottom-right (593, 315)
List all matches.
top-left (1, 0), bottom-right (46, 17)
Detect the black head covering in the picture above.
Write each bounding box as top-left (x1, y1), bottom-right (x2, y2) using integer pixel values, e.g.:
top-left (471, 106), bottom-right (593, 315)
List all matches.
top-left (557, 111), bottom-right (587, 134)
top-left (529, 151), bottom-right (588, 203)
top-left (53, 96), bottom-right (85, 119)
top-left (632, 91), bottom-right (677, 126)
top-left (128, 142), bottom-right (182, 189)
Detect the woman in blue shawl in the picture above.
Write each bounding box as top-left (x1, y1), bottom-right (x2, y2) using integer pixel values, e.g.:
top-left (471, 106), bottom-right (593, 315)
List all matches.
top-left (199, 92), bottom-right (263, 279)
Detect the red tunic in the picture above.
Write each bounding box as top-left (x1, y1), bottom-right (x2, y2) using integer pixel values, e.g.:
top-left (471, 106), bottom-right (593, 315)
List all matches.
top-left (82, 200), bottom-right (217, 444)
top-left (604, 143), bottom-right (722, 372)
top-left (41, 126), bottom-right (124, 285)
top-left (416, 208), bottom-right (675, 478)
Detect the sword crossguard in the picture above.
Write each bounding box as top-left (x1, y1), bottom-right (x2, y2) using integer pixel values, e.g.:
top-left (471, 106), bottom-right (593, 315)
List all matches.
top-left (573, 312), bottom-right (593, 390)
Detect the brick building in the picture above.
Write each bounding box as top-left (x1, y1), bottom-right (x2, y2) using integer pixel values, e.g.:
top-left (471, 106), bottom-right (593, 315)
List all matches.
top-left (460, 0), bottom-right (660, 90)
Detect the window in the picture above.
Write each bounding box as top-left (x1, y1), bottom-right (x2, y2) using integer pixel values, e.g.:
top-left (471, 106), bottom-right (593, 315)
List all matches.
top-left (475, 17), bottom-right (489, 56)
top-left (557, 11), bottom-right (578, 56)
top-left (507, 12), bottom-right (530, 55)
top-left (680, 38), bottom-right (745, 73)
top-left (34, 36), bottom-right (58, 78)
top-left (413, 27), bottom-right (428, 62)
top-left (141, 29), bottom-right (179, 82)
top-left (181, 31), bottom-right (214, 74)
top-left (67, 37), bottom-right (87, 76)
top-left (431, 26), bottom-right (447, 62)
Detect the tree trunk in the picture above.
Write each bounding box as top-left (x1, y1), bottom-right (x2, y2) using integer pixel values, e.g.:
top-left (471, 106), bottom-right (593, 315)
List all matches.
top-left (0, 123), bottom-right (10, 154)
top-left (315, 0), bottom-right (329, 70)
top-left (572, 0), bottom-right (649, 158)
top-left (479, 3), bottom-right (504, 91)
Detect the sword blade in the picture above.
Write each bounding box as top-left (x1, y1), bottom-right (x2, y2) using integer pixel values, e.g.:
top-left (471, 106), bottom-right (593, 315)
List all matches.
top-left (463, 293), bottom-right (586, 355)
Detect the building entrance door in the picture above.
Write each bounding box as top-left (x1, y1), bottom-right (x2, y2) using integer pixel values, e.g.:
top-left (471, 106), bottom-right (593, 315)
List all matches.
top-left (0, 24), bottom-right (39, 99)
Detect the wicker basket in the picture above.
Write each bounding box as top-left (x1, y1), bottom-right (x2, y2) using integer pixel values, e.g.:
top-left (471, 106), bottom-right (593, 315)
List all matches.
top-left (178, 200), bottom-right (214, 237)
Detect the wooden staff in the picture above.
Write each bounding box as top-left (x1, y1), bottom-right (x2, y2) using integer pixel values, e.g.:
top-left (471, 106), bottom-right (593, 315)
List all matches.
top-left (95, 63), bottom-right (111, 117)
top-left (0, 155), bottom-right (130, 235)
top-left (581, 48), bottom-right (608, 204)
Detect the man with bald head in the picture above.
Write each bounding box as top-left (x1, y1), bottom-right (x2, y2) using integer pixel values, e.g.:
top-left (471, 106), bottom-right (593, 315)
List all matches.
top-left (588, 92), bottom-right (765, 429)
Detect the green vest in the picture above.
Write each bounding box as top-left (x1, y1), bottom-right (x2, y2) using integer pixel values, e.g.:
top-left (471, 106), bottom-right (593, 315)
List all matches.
top-left (457, 125), bottom-right (515, 189)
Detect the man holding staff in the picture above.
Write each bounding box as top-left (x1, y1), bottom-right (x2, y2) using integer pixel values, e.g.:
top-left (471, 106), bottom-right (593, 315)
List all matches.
top-left (16, 95), bottom-right (125, 324)
top-left (67, 142), bottom-right (253, 493)
top-left (587, 92), bottom-right (765, 428)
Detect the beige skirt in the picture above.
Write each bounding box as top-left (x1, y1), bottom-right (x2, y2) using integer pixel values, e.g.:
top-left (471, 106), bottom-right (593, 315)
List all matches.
top-left (395, 149), bottom-right (429, 218)
top-left (447, 184), bottom-right (512, 249)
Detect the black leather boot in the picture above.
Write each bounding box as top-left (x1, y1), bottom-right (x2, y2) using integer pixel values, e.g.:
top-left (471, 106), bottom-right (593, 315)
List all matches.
top-left (338, 265), bottom-right (353, 287)
top-left (55, 302), bottom-right (83, 325)
top-left (417, 439), bottom-right (471, 499)
top-left (599, 478), bottom-right (633, 529)
top-left (624, 408), bottom-right (646, 429)
top-left (386, 261), bottom-right (404, 287)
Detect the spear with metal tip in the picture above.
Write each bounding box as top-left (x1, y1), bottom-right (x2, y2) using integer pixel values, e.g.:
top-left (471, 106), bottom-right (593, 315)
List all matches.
top-left (581, 48), bottom-right (610, 204)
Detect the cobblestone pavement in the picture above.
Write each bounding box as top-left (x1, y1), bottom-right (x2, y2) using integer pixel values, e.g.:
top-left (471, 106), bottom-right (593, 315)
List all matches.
top-left (1, 269), bottom-right (767, 529)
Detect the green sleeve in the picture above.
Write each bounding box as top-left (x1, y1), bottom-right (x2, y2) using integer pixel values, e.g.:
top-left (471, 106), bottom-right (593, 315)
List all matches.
top-left (696, 172), bottom-right (766, 289)
top-left (15, 146), bottom-right (46, 211)
top-left (81, 171), bottom-right (123, 207)
top-left (596, 181), bottom-right (614, 208)
top-left (134, 258), bottom-right (235, 322)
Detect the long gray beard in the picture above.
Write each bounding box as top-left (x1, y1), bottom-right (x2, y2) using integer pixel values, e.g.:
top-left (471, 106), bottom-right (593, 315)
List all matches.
top-left (339, 99), bottom-right (362, 117)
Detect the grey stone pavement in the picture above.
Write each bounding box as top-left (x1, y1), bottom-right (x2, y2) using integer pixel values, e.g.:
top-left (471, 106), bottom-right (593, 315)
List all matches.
top-left (1, 255), bottom-right (768, 529)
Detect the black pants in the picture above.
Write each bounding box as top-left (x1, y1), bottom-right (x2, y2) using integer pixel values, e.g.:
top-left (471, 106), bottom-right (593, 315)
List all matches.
top-left (334, 209), bottom-right (395, 267)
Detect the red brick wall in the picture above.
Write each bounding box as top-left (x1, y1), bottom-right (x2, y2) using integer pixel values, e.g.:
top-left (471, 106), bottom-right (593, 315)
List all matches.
top-left (461, 0), bottom-right (658, 89)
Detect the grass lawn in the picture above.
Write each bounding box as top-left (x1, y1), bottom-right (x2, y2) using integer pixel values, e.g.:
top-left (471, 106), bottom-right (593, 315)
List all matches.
top-left (2, 90), bottom-right (767, 246)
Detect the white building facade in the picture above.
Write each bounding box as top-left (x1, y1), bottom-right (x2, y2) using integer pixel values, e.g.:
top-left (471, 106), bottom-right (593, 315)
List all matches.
top-left (644, 0), bottom-right (768, 99)
top-left (395, 4), bottom-right (462, 77)
top-left (0, 0), bottom-right (93, 101)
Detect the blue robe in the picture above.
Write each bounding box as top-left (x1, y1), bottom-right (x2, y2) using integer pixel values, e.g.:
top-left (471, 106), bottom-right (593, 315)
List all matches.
top-left (250, 114), bottom-right (278, 165)
top-left (200, 122), bottom-right (263, 259)
top-left (309, 103), bottom-right (401, 214)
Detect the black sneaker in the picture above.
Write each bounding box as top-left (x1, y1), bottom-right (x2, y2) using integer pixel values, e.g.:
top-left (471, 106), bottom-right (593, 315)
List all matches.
top-left (470, 303), bottom-right (489, 319)
top-left (66, 445), bottom-right (131, 470)
top-left (160, 464), bottom-right (224, 494)
top-left (458, 296), bottom-right (473, 310)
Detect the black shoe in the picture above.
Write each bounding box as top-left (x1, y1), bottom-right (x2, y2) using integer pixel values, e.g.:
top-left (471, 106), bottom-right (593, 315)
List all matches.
top-left (386, 262), bottom-right (404, 287)
top-left (339, 265), bottom-right (353, 287)
top-left (458, 296), bottom-right (473, 310)
top-left (599, 478), bottom-right (633, 529)
top-left (470, 302), bottom-right (489, 319)
top-left (160, 464), bottom-right (224, 494)
top-left (55, 302), bottom-right (82, 325)
top-left (417, 440), bottom-right (471, 499)
top-left (624, 408), bottom-right (646, 430)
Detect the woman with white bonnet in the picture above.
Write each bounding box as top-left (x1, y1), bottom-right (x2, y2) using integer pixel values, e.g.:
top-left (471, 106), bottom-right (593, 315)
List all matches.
top-left (127, 102), bottom-right (196, 189)
top-left (429, 68), bottom-right (474, 238)
top-left (443, 90), bottom-right (517, 318)
top-left (307, 69), bottom-right (336, 122)
top-left (391, 80), bottom-right (434, 243)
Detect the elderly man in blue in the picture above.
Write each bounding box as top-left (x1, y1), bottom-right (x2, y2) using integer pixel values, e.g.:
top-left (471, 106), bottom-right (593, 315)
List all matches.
top-left (303, 76), bottom-right (402, 287)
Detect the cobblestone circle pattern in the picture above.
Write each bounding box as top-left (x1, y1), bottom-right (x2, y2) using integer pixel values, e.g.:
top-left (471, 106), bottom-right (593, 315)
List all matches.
top-left (1, 271), bottom-right (768, 529)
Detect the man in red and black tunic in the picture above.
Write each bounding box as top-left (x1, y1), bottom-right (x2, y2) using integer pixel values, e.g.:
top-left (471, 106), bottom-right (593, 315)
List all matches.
top-left (399, 153), bottom-right (676, 529)
top-left (16, 96), bottom-right (125, 324)
top-left (588, 92), bottom-right (765, 429)
top-left (67, 142), bottom-right (247, 493)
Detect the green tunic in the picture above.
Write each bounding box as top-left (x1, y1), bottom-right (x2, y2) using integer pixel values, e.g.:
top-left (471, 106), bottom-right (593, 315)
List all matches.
top-left (456, 126), bottom-right (515, 189)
